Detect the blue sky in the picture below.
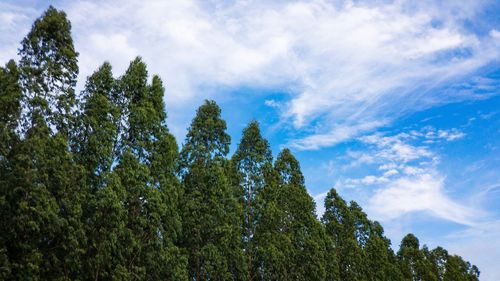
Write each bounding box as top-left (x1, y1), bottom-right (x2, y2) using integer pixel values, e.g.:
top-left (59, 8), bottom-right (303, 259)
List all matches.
top-left (1, 0), bottom-right (499, 279)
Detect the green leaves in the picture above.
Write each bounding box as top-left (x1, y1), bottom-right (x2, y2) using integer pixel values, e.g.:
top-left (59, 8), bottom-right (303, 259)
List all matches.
top-left (231, 121), bottom-right (272, 280)
top-left (179, 100), bottom-right (231, 171)
top-left (255, 148), bottom-right (326, 280)
top-left (180, 101), bottom-right (245, 280)
top-left (19, 6), bottom-right (78, 135)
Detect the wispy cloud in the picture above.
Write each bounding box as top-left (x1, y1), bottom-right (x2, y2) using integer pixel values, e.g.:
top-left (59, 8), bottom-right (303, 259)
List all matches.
top-left (333, 126), bottom-right (483, 225)
top-left (1, 0), bottom-right (498, 142)
top-left (369, 173), bottom-right (480, 225)
top-left (290, 120), bottom-right (386, 150)
top-left (0, 3), bottom-right (37, 65)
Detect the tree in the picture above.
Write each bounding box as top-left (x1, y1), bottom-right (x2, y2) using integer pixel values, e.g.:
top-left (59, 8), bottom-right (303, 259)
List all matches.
top-left (18, 6), bottom-right (78, 135)
top-left (2, 7), bottom-right (86, 280)
top-left (427, 247), bottom-right (448, 280)
top-left (113, 58), bottom-right (187, 280)
top-left (365, 221), bottom-right (402, 281)
top-left (1, 120), bottom-right (59, 280)
top-left (231, 121), bottom-right (273, 281)
top-left (0, 59), bottom-right (22, 280)
top-left (179, 100), bottom-right (245, 280)
top-left (397, 234), bottom-right (439, 281)
top-left (322, 189), bottom-right (364, 281)
top-left (0, 60), bottom-right (21, 157)
top-left (73, 63), bottom-right (127, 280)
top-left (0, 5), bottom-right (485, 281)
top-left (256, 148), bottom-right (326, 280)
top-left (73, 62), bottom-right (119, 188)
top-left (444, 255), bottom-right (479, 281)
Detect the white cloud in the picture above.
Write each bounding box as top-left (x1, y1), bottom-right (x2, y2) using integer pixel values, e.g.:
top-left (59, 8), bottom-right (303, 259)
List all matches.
top-left (437, 129), bottom-right (466, 141)
top-left (422, 126), bottom-right (466, 142)
top-left (369, 173), bottom-right (480, 225)
top-left (360, 132), bottom-right (434, 163)
top-left (0, 3), bottom-right (36, 66)
top-left (264, 99), bottom-right (280, 108)
top-left (346, 174), bottom-right (390, 186)
top-left (1, 0), bottom-right (497, 143)
top-left (290, 120), bottom-right (386, 150)
top-left (340, 127), bottom-right (482, 226)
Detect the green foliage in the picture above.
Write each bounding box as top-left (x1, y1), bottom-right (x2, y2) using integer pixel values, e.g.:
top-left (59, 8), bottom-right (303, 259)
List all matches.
top-left (0, 60), bottom-right (21, 136)
top-left (18, 6), bottom-right (78, 135)
top-left (322, 189), bottom-right (364, 281)
top-left (179, 100), bottom-right (231, 171)
top-left (73, 62), bottom-right (119, 187)
top-left (255, 149), bottom-right (327, 280)
top-left (231, 121), bottom-right (273, 280)
top-left (0, 6), bottom-right (481, 281)
top-left (179, 100), bottom-right (246, 280)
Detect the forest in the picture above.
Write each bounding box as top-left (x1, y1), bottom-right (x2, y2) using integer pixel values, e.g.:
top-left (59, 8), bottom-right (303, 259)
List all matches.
top-left (0, 6), bottom-right (480, 281)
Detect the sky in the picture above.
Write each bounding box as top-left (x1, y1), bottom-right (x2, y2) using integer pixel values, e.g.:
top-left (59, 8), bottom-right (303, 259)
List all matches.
top-left (1, 0), bottom-right (499, 279)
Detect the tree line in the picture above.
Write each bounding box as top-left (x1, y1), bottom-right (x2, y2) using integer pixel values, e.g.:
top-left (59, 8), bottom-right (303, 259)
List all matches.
top-left (0, 6), bottom-right (480, 281)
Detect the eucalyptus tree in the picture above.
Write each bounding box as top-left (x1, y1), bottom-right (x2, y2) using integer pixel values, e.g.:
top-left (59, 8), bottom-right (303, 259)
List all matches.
top-left (179, 100), bottom-right (245, 280)
top-left (231, 121), bottom-right (273, 280)
top-left (112, 57), bottom-right (186, 280)
top-left (322, 189), bottom-right (364, 281)
top-left (0, 59), bottom-right (22, 280)
top-left (256, 149), bottom-right (327, 280)
top-left (2, 7), bottom-right (86, 280)
top-left (18, 6), bottom-right (78, 135)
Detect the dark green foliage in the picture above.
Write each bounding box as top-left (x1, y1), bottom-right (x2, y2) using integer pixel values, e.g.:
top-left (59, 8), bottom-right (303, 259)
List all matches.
top-left (178, 100), bottom-right (231, 171)
top-left (231, 121), bottom-right (273, 280)
top-left (398, 234), bottom-right (424, 280)
top-left (2, 7), bottom-right (85, 280)
top-left (0, 62), bottom-right (22, 275)
top-left (255, 149), bottom-right (327, 280)
top-left (18, 6), bottom-right (78, 135)
top-left (0, 60), bottom-right (21, 143)
top-left (365, 221), bottom-right (402, 281)
top-left (0, 6), bottom-right (480, 281)
top-left (179, 100), bottom-right (246, 280)
top-left (2, 119), bottom-right (85, 280)
top-left (443, 255), bottom-right (479, 281)
top-left (322, 189), bottom-right (364, 281)
top-left (396, 234), bottom-right (480, 281)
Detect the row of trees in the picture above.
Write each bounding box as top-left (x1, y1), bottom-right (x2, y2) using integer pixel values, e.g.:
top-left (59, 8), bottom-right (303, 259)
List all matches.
top-left (0, 6), bottom-right (480, 281)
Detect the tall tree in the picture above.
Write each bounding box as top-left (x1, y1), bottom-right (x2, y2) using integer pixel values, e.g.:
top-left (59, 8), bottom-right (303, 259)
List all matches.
top-left (18, 6), bottom-right (78, 135)
top-left (179, 100), bottom-right (245, 280)
top-left (322, 188), bottom-right (364, 281)
top-left (365, 221), bottom-right (402, 281)
top-left (443, 255), bottom-right (479, 281)
top-left (256, 149), bottom-right (326, 280)
top-left (427, 247), bottom-right (448, 281)
top-left (0, 60), bottom-right (21, 156)
top-left (397, 234), bottom-right (439, 281)
top-left (73, 63), bottom-right (128, 280)
top-left (349, 201), bottom-right (370, 280)
top-left (3, 6), bottom-right (86, 280)
top-left (73, 62), bottom-right (119, 187)
top-left (114, 57), bottom-right (186, 280)
top-left (0, 59), bottom-right (22, 280)
top-left (231, 121), bottom-right (273, 281)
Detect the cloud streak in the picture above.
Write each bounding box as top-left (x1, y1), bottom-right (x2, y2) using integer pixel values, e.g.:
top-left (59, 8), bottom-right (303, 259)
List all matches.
top-left (1, 0), bottom-right (498, 143)
top-left (369, 173), bottom-right (480, 226)
top-left (333, 127), bottom-right (483, 226)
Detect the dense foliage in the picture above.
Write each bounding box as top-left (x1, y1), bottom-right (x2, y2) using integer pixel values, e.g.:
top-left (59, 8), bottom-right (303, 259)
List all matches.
top-left (0, 7), bottom-right (480, 281)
